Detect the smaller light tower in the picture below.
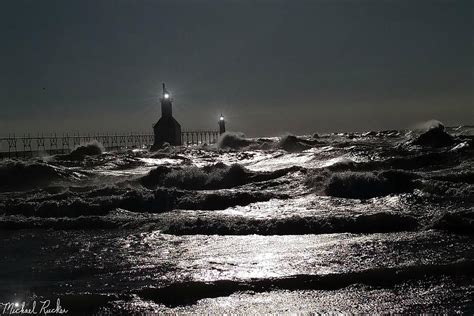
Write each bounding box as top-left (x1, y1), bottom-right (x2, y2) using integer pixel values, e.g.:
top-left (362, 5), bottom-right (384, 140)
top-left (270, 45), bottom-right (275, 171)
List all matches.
top-left (218, 114), bottom-right (226, 134)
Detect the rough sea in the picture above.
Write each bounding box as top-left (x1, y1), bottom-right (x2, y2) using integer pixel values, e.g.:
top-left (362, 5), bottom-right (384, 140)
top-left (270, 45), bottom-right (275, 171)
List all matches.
top-left (0, 124), bottom-right (473, 314)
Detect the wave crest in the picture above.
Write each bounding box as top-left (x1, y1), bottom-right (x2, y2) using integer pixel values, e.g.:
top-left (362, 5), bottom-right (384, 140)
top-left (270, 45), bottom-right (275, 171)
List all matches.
top-left (140, 163), bottom-right (298, 190)
top-left (57, 140), bottom-right (104, 161)
top-left (324, 170), bottom-right (417, 199)
top-left (164, 212), bottom-right (418, 235)
top-left (0, 160), bottom-right (70, 192)
top-left (217, 132), bottom-right (254, 150)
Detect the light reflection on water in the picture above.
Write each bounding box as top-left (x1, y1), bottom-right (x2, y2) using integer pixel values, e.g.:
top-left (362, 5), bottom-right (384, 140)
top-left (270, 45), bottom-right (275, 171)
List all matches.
top-left (114, 230), bottom-right (473, 284)
top-left (0, 219), bottom-right (472, 312)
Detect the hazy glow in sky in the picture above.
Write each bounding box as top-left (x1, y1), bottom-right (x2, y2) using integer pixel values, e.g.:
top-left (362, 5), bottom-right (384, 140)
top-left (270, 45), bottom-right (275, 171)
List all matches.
top-left (0, 0), bottom-right (472, 136)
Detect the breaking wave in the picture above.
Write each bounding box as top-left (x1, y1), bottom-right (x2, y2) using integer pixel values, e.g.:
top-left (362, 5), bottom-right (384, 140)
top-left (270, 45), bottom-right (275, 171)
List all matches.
top-left (217, 132), bottom-right (255, 149)
top-left (410, 121), bottom-right (456, 148)
top-left (324, 170), bottom-right (417, 199)
top-left (140, 163), bottom-right (299, 190)
top-left (216, 133), bottom-right (322, 152)
top-left (306, 170), bottom-right (417, 199)
top-left (56, 140), bottom-right (104, 161)
top-left (164, 212), bottom-right (418, 235)
top-left (0, 160), bottom-right (71, 192)
top-left (1, 186), bottom-right (285, 218)
top-left (275, 135), bottom-right (313, 152)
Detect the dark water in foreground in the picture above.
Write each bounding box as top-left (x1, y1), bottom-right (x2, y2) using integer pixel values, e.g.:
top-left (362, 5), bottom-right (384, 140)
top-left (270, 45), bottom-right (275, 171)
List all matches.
top-left (0, 126), bottom-right (473, 314)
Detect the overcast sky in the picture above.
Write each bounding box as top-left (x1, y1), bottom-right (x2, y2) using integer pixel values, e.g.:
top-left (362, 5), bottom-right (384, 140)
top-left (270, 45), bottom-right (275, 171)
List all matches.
top-left (1, 0), bottom-right (472, 136)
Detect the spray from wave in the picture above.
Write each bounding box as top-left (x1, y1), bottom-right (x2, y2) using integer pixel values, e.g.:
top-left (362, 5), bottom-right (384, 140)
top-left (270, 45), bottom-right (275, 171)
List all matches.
top-left (56, 140), bottom-right (104, 161)
top-left (217, 132), bottom-right (255, 150)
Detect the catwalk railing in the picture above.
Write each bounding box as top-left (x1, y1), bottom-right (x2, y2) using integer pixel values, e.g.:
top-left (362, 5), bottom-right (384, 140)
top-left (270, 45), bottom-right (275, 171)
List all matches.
top-left (0, 131), bottom-right (220, 158)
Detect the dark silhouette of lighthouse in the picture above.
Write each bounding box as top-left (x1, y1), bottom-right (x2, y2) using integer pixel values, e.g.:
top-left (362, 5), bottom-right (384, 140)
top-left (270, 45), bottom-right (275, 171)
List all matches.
top-left (219, 114), bottom-right (226, 134)
top-left (151, 83), bottom-right (182, 149)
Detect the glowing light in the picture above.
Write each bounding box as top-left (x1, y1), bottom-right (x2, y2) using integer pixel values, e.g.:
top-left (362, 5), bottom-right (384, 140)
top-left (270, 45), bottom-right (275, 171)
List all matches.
top-left (164, 93), bottom-right (170, 99)
top-left (220, 116), bottom-right (224, 121)
top-left (14, 302), bottom-right (19, 307)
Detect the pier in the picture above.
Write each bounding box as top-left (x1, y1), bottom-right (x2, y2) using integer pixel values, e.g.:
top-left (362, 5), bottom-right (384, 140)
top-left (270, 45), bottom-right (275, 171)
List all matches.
top-left (0, 131), bottom-right (220, 158)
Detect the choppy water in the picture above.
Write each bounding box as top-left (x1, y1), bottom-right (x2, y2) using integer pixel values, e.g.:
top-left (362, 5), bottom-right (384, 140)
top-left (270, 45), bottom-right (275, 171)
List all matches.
top-left (0, 126), bottom-right (473, 314)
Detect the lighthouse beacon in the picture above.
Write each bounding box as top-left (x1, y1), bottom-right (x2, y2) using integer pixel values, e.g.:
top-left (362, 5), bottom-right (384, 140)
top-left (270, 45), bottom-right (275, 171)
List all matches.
top-left (151, 83), bottom-right (182, 149)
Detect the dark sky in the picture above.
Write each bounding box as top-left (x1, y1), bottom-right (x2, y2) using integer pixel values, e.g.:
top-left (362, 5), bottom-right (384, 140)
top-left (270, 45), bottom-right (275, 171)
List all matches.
top-left (1, 0), bottom-right (472, 136)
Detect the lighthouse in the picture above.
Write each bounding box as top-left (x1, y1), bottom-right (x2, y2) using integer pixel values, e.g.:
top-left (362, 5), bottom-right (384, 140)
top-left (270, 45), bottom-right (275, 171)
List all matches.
top-left (219, 114), bottom-right (226, 134)
top-left (151, 83), bottom-right (182, 149)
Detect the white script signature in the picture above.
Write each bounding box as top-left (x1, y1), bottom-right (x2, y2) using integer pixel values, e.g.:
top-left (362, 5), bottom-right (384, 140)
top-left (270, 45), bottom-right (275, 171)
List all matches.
top-left (0, 299), bottom-right (68, 315)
